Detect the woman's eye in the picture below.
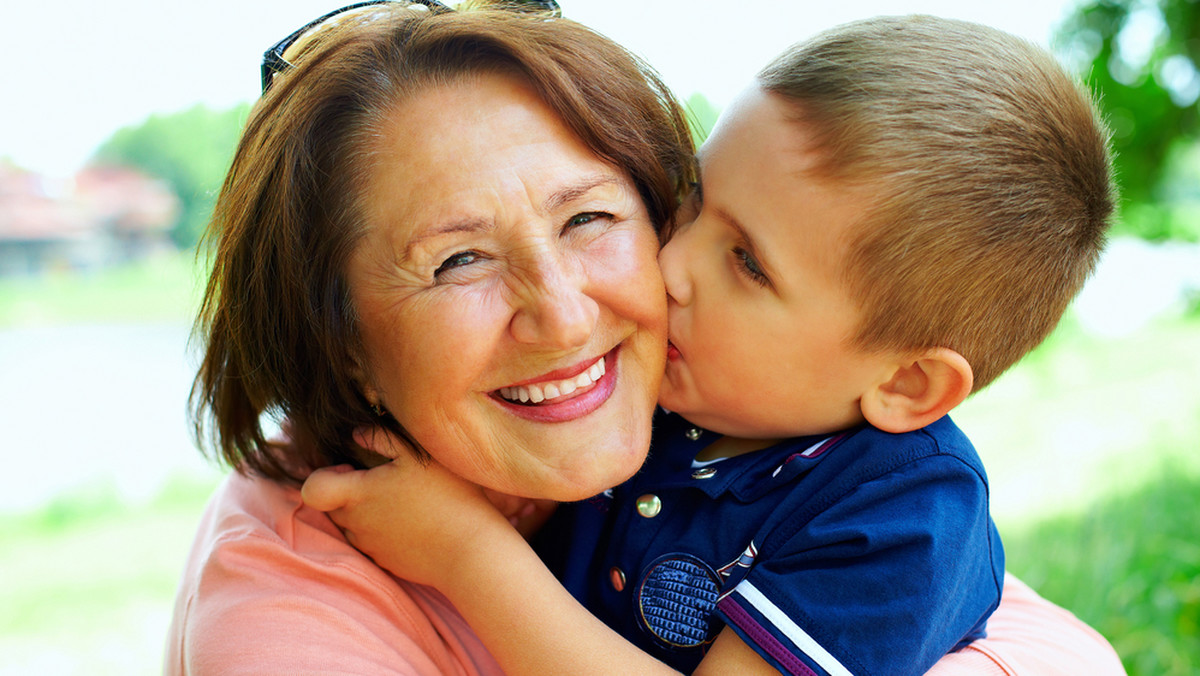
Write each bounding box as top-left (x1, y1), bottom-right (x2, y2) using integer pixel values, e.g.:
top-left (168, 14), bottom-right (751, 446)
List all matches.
top-left (565, 212), bottom-right (611, 230)
top-left (733, 247), bottom-right (770, 288)
top-left (433, 251), bottom-right (480, 278)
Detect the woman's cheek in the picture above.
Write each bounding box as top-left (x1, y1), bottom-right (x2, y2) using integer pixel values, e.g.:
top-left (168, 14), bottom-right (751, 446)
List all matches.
top-left (591, 225), bottom-right (667, 319)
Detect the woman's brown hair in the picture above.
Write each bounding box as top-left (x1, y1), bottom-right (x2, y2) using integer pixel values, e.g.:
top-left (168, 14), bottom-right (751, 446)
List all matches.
top-left (191, 3), bottom-right (695, 482)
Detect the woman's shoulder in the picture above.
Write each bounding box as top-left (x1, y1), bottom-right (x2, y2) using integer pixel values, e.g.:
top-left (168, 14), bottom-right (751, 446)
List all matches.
top-left (166, 473), bottom-right (504, 675)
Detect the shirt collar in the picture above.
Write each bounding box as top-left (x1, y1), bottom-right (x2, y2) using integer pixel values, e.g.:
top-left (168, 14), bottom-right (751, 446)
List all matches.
top-left (638, 410), bottom-right (860, 500)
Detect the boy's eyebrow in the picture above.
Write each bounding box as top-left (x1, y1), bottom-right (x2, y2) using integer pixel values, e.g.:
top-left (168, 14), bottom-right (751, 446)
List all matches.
top-left (716, 206), bottom-right (777, 281)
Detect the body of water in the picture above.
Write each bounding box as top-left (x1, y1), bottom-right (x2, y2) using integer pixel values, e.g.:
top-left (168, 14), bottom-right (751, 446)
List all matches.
top-left (0, 324), bottom-right (219, 513)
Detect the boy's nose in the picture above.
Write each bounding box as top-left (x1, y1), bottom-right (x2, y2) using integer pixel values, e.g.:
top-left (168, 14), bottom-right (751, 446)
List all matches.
top-left (658, 234), bottom-right (692, 307)
top-left (509, 255), bottom-right (599, 348)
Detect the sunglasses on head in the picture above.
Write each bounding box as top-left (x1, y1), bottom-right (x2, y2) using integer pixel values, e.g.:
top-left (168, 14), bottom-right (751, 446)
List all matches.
top-left (261, 0), bottom-right (562, 93)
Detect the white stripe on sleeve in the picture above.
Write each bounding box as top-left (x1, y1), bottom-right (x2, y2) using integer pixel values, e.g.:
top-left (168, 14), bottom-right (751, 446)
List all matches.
top-left (735, 581), bottom-right (856, 676)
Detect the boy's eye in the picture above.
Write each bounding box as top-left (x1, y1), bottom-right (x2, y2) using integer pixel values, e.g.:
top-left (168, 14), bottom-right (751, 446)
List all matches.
top-left (733, 247), bottom-right (771, 288)
top-left (434, 250), bottom-right (481, 278)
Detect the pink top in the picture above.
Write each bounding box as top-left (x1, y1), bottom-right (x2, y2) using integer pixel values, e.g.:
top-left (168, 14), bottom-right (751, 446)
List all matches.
top-left (930, 574), bottom-right (1125, 675)
top-left (165, 473), bottom-right (1124, 675)
top-left (164, 473), bottom-right (504, 675)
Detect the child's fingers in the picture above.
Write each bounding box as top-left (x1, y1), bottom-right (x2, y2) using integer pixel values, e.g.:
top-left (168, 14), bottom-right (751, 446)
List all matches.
top-left (301, 464), bottom-right (360, 511)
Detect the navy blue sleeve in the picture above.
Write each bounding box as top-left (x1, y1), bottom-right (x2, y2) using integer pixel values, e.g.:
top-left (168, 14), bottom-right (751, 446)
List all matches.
top-left (714, 453), bottom-right (1004, 676)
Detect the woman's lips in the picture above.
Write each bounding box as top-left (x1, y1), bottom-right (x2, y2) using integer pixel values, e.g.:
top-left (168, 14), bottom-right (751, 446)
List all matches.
top-left (666, 340), bottom-right (681, 361)
top-left (492, 349), bottom-right (619, 423)
top-left (497, 355), bottom-right (606, 404)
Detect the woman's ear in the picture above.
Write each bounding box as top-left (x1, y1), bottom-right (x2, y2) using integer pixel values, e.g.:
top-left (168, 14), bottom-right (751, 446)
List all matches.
top-left (349, 349), bottom-right (381, 409)
top-left (358, 381), bottom-right (382, 409)
top-left (860, 348), bottom-right (973, 434)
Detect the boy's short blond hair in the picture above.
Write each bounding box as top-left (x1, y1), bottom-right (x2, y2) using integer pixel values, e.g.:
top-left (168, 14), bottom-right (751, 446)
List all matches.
top-left (759, 15), bottom-right (1115, 390)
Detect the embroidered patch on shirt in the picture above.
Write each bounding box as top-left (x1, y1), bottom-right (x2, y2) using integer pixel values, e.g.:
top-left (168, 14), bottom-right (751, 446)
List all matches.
top-left (635, 554), bottom-right (721, 649)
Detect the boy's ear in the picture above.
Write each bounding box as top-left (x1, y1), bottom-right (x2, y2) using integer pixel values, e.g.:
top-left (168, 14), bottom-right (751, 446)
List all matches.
top-left (861, 348), bottom-right (973, 434)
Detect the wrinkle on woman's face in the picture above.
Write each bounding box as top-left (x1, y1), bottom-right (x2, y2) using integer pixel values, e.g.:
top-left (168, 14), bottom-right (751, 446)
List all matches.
top-left (346, 71), bottom-right (666, 501)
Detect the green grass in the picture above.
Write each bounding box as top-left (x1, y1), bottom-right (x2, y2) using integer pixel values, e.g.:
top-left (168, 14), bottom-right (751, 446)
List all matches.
top-left (0, 477), bottom-right (219, 676)
top-left (1005, 466), bottom-right (1200, 676)
top-left (0, 251), bottom-right (206, 327)
top-left (956, 314), bottom-right (1200, 528)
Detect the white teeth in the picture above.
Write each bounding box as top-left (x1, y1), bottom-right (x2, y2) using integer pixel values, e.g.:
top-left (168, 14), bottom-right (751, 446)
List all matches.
top-left (499, 356), bottom-right (606, 405)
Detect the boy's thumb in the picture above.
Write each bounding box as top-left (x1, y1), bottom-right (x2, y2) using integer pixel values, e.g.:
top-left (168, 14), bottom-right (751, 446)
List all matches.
top-left (301, 464), bottom-right (357, 511)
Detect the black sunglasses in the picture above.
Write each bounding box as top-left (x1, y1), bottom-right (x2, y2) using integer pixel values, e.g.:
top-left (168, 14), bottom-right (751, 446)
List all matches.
top-left (261, 0), bottom-right (562, 93)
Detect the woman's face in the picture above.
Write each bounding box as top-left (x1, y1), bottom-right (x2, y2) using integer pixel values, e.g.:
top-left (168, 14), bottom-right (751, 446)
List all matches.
top-left (347, 71), bottom-right (667, 501)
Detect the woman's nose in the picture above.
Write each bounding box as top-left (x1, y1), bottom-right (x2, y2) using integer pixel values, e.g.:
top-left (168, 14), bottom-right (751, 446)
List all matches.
top-left (509, 255), bottom-right (599, 348)
top-left (658, 231), bottom-right (692, 307)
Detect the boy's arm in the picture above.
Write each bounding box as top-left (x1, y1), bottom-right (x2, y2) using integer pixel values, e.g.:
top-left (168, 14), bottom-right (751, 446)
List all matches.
top-left (301, 434), bottom-right (776, 676)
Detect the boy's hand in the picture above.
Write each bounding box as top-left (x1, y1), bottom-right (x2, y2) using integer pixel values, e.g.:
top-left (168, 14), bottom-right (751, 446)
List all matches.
top-left (350, 425), bottom-right (556, 536)
top-left (300, 428), bottom-right (550, 587)
top-left (480, 488), bottom-right (558, 539)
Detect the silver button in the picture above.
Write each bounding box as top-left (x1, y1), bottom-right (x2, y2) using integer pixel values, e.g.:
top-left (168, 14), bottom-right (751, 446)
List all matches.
top-left (685, 427), bottom-right (702, 441)
top-left (610, 567), bottom-right (626, 591)
top-left (636, 493), bottom-right (662, 518)
top-left (691, 467), bottom-right (717, 480)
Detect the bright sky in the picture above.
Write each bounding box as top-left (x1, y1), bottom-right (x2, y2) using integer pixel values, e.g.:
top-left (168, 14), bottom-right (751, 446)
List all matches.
top-left (0, 0), bottom-right (1080, 177)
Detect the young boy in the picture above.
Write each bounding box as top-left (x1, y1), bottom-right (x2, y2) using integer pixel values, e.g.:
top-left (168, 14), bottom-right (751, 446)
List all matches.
top-left (304, 15), bottom-right (1114, 676)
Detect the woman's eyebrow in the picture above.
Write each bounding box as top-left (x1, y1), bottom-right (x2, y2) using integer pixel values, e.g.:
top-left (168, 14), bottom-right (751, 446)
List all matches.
top-left (543, 174), bottom-right (622, 212)
top-left (401, 218), bottom-right (491, 263)
top-left (400, 175), bottom-right (620, 262)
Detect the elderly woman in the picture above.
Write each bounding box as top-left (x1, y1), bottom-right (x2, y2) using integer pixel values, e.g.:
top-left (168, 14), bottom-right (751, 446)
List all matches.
top-left (165, 2), bottom-right (1123, 674)
top-left (167, 4), bottom-right (689, 673)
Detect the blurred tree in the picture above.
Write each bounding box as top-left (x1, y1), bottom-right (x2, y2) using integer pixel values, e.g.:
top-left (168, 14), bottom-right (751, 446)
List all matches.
top-left (685, 92), bottom-right (721, 147)
top-left (1057, 0), bottom-right (1199, 240)
top-left (93, 104), bottom-right (250, 249)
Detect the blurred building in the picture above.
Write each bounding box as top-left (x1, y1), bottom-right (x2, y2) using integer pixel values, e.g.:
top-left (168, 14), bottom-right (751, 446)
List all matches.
top-left (0, 162), bottom-right (179, 276)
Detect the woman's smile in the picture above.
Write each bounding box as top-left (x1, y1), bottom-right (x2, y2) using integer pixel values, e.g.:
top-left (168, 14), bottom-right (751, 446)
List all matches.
top-left (496, 352), bottom-right (607, 405)
top-left (493, 349), bottom-right (618, 423)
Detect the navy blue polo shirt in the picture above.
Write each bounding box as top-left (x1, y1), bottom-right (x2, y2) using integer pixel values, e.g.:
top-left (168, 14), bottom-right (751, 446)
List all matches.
top-left (534, 410), bottom-right (1004, 676)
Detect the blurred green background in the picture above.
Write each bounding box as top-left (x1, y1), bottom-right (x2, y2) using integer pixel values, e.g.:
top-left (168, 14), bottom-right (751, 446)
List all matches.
top-left (2, 0), bottom-right (1198, 674)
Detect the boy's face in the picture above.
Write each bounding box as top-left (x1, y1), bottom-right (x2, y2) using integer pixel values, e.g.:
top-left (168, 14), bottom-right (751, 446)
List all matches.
top-left (658, 86), bottom-right (896, 442)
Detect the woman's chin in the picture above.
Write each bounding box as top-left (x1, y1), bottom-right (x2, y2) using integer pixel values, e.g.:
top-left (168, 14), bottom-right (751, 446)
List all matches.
top-left (503, 441), bottom-right (650, 502)
top-left (554, 443), bottom-right (650, 501)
